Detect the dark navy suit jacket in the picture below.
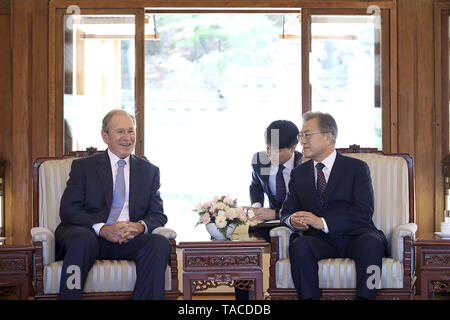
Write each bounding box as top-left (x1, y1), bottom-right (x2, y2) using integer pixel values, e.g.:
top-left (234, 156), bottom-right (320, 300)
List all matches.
top-left (280, 152), bottom-right (386, 242)
top-left (58, 150), bottom-right (167, 235)
top-left (250, 150), bottom-right (303, 210)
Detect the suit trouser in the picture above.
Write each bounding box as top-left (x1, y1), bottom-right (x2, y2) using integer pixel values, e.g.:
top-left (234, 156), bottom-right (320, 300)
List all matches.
top-left (55, 224), bottom-right (171, 300)
top-left (289, 231), bottom-right (387, 300)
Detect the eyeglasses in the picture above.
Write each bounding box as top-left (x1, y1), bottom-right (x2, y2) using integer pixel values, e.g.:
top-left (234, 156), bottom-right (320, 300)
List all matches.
top-left (298, 131), bottom-right (330, 140)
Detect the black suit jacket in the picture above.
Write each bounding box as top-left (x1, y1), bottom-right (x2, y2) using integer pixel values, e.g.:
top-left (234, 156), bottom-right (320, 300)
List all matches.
top-left (249, 150), bottom-right (303, 210)
top-left (58, 151), bottom-right (167, 233)
top-left (281, 152), bottom-right (386, 241)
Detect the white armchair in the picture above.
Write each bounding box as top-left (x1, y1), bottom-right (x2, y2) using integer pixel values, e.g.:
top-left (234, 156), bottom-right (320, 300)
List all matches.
top-left (31, 149), bottom-right (180, 299)
top-left (268, 146), bottom-right (417, 300)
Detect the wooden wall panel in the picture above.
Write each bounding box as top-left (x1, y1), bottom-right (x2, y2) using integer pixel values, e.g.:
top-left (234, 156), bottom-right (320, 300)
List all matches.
top-left (11, 0), bottom-right (32, 243)
top-left (415, 0), bottom-right (435, 235)
top-left (7, 0), bottom-right (49, 243)
top-left (0, 0), bottom-right (11, 238)
top-left (31, 0), bottom-right (49, 163)
top-left (397, 0), bottom-right (435, 234)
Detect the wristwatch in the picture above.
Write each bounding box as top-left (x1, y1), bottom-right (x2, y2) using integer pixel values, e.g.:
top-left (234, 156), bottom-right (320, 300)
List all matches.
top-left (275, 209), bottom-right (280, 220)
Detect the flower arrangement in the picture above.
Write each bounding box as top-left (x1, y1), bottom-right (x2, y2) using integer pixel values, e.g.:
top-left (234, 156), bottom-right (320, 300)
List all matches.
top-left (194, 195), bottom-right (248, 238)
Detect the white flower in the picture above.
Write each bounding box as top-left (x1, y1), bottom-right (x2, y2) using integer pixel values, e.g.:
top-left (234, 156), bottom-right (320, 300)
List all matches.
top-left (214, 202), bottom-right (226, 211)
top-left (223, 196), bottom-right (235, 206)
top-left (215, 214), bottom-right (227, 228)
top-left (225, 208), bottom-right (238, 220)
top-left (199, 213), bottom-right (211, 224)
top-left (237, 207), bottom-right (247, 222)
top-left (195, 202), bottom-right (204, 212)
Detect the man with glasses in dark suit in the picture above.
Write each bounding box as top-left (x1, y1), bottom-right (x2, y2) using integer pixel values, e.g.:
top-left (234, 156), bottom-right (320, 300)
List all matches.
top-left (281, 111), bottom-right (388, 300)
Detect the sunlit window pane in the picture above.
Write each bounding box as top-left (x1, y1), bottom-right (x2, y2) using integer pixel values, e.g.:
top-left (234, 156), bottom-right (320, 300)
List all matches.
top-left (63, 15), bottom-right (136, 153)
top-left (310, 15), bottom-right (381, 149)
top-left (145, 14), bottom-right (302, 240)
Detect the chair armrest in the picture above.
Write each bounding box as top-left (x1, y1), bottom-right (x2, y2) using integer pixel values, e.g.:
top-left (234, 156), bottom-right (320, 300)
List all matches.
top-left (269, 226), bottom-right (293, 260)
top-left (31, 227), bottom-right (55, 265)
top-left (152, 227), bottom-right (177, 240)
top-left (391, 223), bottom-right (417, 263)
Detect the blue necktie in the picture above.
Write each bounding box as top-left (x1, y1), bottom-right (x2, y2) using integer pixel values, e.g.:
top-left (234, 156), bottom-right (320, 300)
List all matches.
top-left (106, 159), bottom-right (126, 225)
top-left (275, 164), bottom-right (286, 206)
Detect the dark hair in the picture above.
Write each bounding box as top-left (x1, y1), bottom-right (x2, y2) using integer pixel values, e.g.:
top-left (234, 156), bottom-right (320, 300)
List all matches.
top-left (264, 120), bottom-right (300, 149)
top-left (302, 111), bottom-right (338, 144)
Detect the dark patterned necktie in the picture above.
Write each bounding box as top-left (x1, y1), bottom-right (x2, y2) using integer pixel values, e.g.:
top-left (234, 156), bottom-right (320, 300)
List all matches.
top-left (316, 163), bottom-right (326, 206)
top-left (275, 164), bottom-right (286, 206)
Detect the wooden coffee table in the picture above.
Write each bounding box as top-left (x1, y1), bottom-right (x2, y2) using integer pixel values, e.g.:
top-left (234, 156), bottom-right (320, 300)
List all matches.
top-left (415, 232), bottom-right (450, 300)
top-left (178, 231), bottom-right (269, 300)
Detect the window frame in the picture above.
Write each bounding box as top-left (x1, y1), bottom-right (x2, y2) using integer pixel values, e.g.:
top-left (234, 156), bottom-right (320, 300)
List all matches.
top-left (49, 1), bottom-right (395, 156)
top-left (303, 8), bottom-right (391, 150)
top-left (52, 8), bottom-right (145, 156)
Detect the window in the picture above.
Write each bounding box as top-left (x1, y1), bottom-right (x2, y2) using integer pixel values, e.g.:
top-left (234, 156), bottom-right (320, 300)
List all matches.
top-left (62, 13), bottom-right (138, 154)
top-left (310, 15), bottom-right (381, 149)
top-left (58, 7), bottom-right (388, 240)
top-left (144, 13), bottom-right (301, 238)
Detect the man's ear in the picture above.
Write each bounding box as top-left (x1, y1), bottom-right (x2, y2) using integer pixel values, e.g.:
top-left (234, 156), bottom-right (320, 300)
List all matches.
top-left (101, 130), bottom-right (109, 144)
top-left (290, 144), bottom-right (298, 153)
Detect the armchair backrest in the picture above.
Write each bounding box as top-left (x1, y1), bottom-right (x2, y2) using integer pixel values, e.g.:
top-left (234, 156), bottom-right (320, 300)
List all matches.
top-left (33, 148), bottom-right (102, 232)
top-left (34, 157), bottom-right (76, 232)
top-left (337, 146), bottom-right (415, 249)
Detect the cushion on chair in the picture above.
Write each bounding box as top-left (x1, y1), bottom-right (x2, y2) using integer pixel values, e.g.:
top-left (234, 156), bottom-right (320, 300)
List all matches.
top-left (275, 258), bottom-right (403, 289)
top-left (43, 260), bottom-right (172, 294)
top-left (343, 153), bottom-right (411, 250)
top-left (38, 158), bottom-right (75, 232)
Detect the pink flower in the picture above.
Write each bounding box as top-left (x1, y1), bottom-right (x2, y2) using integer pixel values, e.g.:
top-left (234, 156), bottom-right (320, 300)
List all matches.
top-left (199, 213), bottom-right (211, 224)
top-left (204, 201), bottom-right (212, 209)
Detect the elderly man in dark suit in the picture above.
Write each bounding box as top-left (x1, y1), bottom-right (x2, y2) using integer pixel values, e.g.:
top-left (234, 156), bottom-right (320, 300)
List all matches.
top-left (55, 109), bottom-right (170, 300)
top-left (281, 111), bottom-right (388, 300)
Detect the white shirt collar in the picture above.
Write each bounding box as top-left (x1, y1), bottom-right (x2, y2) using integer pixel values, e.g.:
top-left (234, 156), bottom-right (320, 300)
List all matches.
top-left (270, 152), bottom-right (295, 172)
top-left (107, 149), bottom-right (130, 167)
top-left (313, 149), bottom-right (336, 171)
top-left (283, 152), bottom-right (295, 170)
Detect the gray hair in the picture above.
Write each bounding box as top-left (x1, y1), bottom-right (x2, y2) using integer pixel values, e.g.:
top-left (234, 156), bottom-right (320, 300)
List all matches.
top-left (302, 111), bottom-right (338, 144)
top-left (102, 109), bottom-right (136, 133)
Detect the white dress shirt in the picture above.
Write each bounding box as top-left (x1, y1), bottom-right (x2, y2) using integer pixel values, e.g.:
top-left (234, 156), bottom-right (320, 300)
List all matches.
top-left (92, 150), bottom-right (147, 236)
top-left (252, 152), bottom-right (295, 209)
